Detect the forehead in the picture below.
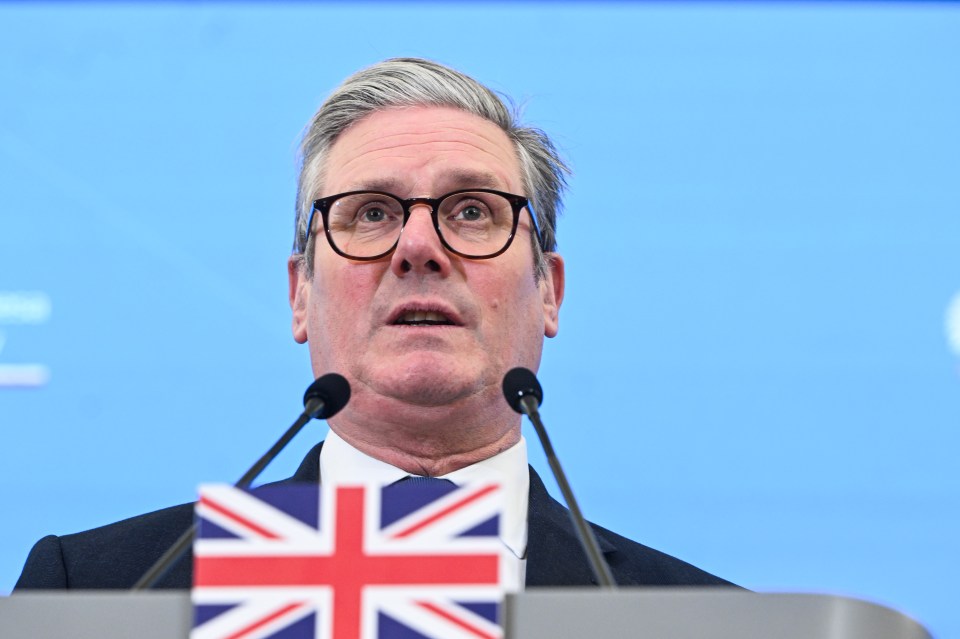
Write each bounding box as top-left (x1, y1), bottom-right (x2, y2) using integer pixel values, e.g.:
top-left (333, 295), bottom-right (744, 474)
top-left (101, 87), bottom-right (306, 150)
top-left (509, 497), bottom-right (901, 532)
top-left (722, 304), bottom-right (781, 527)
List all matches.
top-left (322, 106), bottom-right (523, 197)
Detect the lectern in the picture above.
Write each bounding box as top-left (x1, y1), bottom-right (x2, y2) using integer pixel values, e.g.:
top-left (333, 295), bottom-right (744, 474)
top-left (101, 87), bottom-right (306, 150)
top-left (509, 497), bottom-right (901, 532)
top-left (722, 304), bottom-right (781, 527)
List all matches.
top-left (0, 590), bottom-right (931, 639)
top-left (504, 590), bottom-right (931, 639)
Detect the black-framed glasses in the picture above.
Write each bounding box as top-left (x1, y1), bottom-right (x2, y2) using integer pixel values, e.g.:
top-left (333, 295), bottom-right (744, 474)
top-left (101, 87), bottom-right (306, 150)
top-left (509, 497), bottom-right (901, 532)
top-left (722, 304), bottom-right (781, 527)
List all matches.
top-left (303, 189), bottom-right (541, 261)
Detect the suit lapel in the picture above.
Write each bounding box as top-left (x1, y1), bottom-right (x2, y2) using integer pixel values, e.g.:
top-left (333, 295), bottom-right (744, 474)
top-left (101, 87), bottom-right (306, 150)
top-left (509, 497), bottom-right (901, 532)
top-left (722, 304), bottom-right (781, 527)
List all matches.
top-left (292, 440), bottom-right (324, 482)
top-left (525, 466), bottom-right (617, 587)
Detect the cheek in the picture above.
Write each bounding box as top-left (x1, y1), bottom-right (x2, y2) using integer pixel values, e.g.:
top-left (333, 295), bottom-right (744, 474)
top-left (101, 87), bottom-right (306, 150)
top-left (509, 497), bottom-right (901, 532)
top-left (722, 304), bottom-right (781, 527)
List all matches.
top-left (308, 266), bottom-right (380, 344)
top-left (481, 273), bottom-right (543, 346)
top-left (315, 253), bottom-right (381, 302)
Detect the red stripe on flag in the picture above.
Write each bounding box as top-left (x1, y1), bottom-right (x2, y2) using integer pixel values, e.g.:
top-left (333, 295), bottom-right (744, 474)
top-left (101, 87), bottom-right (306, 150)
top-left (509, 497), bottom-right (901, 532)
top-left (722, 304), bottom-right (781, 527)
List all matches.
top-left (390, 484), bottom-right (498, 539)
top-left (199, 495), bottom-right (281, 540)
top-left (194, 554), bottom-right (499, 587)
top-left (416, 600), bottom-right (498, 639)
top-left (222, 601), bottom-right (305, 639)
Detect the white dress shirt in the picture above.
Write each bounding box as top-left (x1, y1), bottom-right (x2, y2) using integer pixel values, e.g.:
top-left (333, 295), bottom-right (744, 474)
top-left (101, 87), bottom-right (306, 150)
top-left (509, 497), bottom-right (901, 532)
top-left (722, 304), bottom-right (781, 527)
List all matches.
top-left (319, 429), bottom-right (529, 588)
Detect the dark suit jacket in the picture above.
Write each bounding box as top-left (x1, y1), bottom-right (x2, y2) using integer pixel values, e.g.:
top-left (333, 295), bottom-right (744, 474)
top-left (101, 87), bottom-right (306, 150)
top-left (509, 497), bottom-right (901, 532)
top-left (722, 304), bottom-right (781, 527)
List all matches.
top-left (16, 441), bottom-right (732, 589)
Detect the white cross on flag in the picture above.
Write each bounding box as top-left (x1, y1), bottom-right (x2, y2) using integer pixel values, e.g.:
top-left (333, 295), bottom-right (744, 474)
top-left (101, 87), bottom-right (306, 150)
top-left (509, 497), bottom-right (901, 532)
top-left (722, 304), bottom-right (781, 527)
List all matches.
top-left (190, 480), bottom-right (515, 639)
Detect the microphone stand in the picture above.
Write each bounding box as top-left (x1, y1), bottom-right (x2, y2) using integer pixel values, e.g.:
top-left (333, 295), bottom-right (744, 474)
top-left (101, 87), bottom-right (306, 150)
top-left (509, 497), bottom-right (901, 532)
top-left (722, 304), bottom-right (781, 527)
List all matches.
top-left (519, 394), bottom-right (617, 588)
top-left (504, 367), bottom-right (616, 588)
top-left (132, 374), bottom-right (350, 590)
top-left (131, 412), bottom-right (315, 590)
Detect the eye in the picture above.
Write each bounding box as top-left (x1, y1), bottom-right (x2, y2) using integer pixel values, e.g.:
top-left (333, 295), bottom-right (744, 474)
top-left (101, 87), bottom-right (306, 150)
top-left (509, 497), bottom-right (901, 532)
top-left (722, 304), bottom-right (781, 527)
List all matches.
top-left (360, 206), bottom-right (389, 223)
top-left (454, 205), bottom-right (486, 222)
top-left (353, 197), bottom-right (401, 224)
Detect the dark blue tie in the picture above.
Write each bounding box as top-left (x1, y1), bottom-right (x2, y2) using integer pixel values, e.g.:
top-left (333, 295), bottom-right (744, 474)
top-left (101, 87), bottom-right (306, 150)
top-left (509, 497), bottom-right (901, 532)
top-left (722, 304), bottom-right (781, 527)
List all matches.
top-left (393, 475), bottom-right (456, 488)
top-left (382, 476), bottom-right (458, 527)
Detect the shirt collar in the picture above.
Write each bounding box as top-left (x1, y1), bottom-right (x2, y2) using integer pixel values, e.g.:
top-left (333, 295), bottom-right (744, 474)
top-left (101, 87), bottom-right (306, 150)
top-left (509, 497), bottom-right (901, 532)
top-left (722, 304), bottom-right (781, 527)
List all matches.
top-left (319, 429), bottom-right (529, 559)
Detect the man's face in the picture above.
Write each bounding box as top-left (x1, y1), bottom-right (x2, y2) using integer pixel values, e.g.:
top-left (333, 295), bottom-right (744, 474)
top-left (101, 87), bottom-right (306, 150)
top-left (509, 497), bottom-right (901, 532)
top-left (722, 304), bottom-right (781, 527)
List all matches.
top-left (289, 106), bottom-right (563, 417)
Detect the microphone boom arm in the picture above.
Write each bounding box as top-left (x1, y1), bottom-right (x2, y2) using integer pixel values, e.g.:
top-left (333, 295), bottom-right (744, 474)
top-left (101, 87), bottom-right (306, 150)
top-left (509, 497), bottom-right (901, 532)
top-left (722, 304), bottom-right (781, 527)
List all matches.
top-left (132, 411), bottom-right (314, 590)
top-left (520, 394), bottom-right (617, 588)
top-left (131, 373), bottom-right (350, 590)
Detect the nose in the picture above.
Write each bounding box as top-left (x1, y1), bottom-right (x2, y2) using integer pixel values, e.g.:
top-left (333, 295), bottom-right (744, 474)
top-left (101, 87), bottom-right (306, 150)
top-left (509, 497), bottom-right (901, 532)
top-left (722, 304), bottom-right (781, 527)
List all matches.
top-left (389, 203), bottom-right (452, 276)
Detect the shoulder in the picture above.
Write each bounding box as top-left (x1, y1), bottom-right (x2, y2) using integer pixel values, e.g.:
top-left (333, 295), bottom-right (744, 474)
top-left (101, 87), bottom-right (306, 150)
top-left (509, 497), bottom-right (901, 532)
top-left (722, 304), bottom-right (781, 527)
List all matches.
top-left (15, 441), bottom-right (325, 591)
top-left (15, 502), bottom-right (194, 590)
top-left (527, 467), bottom-right (736, 588)
top-left (590, 522), bottom-right (736, 587)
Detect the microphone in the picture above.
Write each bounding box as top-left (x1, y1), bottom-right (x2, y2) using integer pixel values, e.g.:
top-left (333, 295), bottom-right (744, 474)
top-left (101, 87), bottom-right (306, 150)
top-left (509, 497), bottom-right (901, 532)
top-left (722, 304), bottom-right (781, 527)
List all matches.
top-left (236, 374), bottom-right (351, 487)
top-left (503, 367), bottom-right (617, 588)
top-left (303, 373), bottom-right (352, 420)
top-left (132, 373), bottom-right (351, 590)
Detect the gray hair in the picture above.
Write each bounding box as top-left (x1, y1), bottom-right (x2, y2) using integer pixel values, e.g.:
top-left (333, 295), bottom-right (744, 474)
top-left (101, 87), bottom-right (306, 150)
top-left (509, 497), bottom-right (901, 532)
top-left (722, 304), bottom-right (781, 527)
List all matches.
top-left (291, 57), bottom-right (569, 277)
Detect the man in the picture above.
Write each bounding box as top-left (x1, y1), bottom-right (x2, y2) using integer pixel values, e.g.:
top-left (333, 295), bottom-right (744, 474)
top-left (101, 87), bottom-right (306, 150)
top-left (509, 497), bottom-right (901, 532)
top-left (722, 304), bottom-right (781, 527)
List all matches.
top-left (16, 58), bottom-right (730, 589)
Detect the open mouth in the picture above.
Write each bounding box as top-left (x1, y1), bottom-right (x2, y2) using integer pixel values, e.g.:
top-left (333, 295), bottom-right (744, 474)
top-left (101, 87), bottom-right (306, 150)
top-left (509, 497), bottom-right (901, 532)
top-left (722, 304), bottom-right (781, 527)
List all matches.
top-left (392, 310), bottom-right (456, 327)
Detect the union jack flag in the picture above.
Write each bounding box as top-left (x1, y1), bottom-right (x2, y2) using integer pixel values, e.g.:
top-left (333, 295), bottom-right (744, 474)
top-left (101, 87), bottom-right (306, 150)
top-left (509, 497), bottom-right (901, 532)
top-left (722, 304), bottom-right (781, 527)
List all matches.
top-left (191, 481), bottom-right (514, 639)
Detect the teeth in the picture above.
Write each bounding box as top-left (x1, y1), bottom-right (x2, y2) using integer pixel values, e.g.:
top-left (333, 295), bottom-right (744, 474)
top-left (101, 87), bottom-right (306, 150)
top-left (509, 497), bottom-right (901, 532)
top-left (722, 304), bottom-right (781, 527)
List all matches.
top-left (400, 310), bottom-right (449, 323)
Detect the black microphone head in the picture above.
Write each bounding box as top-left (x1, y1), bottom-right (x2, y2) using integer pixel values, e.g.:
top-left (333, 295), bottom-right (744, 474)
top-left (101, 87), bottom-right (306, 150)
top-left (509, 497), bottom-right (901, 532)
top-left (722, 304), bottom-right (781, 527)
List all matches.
top-left (502, 367), bottom-right (543, 414)
top-left (303, 373), bottom-right (351, 419)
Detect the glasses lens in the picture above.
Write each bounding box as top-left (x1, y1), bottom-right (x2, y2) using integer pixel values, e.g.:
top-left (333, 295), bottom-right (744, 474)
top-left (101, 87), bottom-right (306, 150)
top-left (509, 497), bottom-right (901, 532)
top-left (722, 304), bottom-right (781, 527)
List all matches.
top-left (327, 193), bottom-right (404, 258)
top-left (437, 191), bottom-right (515, 257)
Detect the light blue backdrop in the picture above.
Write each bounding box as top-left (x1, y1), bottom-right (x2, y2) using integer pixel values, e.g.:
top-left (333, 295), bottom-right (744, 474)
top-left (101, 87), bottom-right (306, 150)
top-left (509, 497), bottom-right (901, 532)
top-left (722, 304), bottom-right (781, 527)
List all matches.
top-left (1, 3), bottom-right (958, 638)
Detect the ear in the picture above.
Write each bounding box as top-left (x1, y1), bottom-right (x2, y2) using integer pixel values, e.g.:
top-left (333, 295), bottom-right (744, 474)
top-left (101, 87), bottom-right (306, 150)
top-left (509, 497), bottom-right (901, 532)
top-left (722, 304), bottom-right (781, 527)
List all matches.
top-left (287, 255), bottom-right (310, 344)
top-left (540, 253), bottom-right (565, 338)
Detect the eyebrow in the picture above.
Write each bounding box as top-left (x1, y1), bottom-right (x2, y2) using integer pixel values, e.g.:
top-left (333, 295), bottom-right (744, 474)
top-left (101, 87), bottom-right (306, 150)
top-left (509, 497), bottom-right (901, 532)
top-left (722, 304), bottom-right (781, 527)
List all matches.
top-left (440, 169), bottom-right (503, 191)
top-left (349, 169), bottom-right (507, 196)
top-left (349, 177), bottom-right (405, 193)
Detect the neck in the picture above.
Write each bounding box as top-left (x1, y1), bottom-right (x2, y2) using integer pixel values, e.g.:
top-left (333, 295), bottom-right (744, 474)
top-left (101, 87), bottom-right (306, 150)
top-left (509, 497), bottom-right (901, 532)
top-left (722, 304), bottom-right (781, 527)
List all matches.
top-left (327, 388), bottom-right (522, 476)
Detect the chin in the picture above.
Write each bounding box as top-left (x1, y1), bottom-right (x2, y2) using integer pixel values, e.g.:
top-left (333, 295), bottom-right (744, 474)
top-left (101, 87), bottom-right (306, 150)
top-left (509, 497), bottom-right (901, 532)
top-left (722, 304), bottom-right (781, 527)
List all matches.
top-left (365, 355), bottom-right (488, 408)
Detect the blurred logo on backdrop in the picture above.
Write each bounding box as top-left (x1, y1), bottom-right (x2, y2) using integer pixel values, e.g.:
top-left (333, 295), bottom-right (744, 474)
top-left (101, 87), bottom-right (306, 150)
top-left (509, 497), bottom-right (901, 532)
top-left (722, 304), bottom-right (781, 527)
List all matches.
top-left (0, 291), bottom-right (51, 388)
top-left (948, 291), bottom-right (960, 371)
